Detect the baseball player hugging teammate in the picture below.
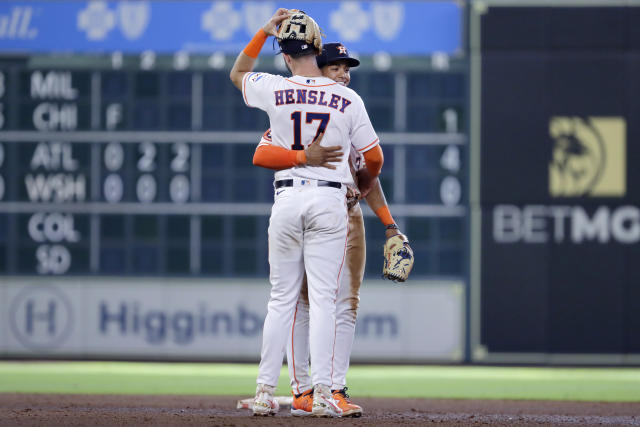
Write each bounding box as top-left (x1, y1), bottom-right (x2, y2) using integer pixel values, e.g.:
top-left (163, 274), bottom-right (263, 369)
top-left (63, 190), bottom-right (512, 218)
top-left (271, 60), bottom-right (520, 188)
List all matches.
top-left (253, 43), bottom-right (414, 418)
top-left (230, 8), bottom-right (414, 418)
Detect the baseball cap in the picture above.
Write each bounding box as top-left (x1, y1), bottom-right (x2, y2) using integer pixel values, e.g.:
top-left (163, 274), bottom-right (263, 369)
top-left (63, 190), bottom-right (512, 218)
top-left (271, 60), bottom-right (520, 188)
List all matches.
top-left (279, 39), bottom-right (316, 55)
top-left (316, 43), bottom-right (360, 68)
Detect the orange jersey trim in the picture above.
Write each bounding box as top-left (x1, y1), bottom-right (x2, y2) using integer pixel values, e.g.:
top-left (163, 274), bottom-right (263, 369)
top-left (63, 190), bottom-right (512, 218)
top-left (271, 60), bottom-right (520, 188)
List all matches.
top-left (357, 138), bottom-right (379, 152)
top-left (285, 78), bottom-right (338, 88)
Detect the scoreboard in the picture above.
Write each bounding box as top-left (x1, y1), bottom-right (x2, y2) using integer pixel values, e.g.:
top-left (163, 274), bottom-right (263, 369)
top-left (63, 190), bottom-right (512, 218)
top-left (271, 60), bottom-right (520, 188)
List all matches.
top-left (0, 56), bottom-right (469, 278)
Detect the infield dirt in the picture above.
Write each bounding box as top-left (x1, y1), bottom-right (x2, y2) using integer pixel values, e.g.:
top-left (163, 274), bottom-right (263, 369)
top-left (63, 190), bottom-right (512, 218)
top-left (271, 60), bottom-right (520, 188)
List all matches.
top-left (1, 393), bottom-right (639, 426)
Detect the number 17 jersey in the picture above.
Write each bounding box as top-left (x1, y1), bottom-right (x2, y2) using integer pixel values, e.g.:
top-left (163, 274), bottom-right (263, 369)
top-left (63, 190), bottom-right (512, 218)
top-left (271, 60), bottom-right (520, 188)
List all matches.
top-left (242, 72), bottom-right (379, 185)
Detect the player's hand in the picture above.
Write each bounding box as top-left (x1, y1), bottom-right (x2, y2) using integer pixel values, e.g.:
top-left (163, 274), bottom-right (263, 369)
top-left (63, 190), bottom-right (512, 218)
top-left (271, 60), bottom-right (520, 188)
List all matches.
top-left (304, 132), bottom-right (343, 169)
top-left (262, 8), bottom-right (291, 37)
top-left (385, 227), bottom-right (402, 239)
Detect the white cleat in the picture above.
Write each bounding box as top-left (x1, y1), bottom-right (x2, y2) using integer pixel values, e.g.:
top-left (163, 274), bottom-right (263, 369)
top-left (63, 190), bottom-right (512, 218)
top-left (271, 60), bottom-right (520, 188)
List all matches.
top-left (252, 383), bottom-right (280, 416)
top-left (311, 384), bottom-right (343, 418)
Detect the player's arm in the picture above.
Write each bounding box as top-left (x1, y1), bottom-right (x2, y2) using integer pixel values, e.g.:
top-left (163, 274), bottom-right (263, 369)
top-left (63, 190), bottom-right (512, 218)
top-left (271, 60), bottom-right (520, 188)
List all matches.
top-left (362, 144), bottom-right (383, 177)
top-left (351, 94), bottom-right (383, 178)
top-left (361, 178), bottom-right (402, 238)
top-left (354, 145), bottom-right (383, 196)
top-left (369, 175), bottom-right (414, 282)
top-left (253, 144), bottom-right (306, 170)
top-left (229, 8), bottom-right (290, 90)
top-left (253, 131), bottom-right (343, 170)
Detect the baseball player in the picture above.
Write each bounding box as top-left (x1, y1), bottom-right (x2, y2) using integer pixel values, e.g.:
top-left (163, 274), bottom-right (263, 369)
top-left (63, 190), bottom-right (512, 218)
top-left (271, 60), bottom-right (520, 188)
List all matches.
top-left (253, 42), bottom-right (409, 418)
top-left (229, 9), bottom-right (384, 417)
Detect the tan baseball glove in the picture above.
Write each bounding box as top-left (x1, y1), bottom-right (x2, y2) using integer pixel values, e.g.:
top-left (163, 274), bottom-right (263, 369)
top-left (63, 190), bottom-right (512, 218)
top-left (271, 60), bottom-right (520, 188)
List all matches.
top-left (277, 9), bottom-right (323, 52)
top-left (383, 233), bottom-right (414, 282)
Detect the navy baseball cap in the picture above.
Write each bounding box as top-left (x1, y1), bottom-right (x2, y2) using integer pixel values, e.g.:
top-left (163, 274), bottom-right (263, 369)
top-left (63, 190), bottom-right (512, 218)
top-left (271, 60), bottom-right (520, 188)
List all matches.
top-left (316, 43), bottom-right (360, 68)
top-left (279, 39), bottom-right (317, 56)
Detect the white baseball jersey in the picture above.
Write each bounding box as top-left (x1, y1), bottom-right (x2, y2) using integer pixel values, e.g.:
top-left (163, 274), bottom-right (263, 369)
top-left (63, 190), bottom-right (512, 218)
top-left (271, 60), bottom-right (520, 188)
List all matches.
top-left (243, 72), bottom-right (379, 185)
top-left (349, 144), bottom-right (366, 173)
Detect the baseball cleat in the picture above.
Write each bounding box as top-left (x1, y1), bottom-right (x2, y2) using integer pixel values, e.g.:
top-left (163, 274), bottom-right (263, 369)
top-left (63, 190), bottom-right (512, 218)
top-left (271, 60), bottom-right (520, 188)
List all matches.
top-left (291, 388), bottom-right (314, 416)
top-left (332, 387), bottom-right (363, 417)
top-left (311, 384), bottom-right (343, 417)
top-left (252, 384), bottom-right (279, 416)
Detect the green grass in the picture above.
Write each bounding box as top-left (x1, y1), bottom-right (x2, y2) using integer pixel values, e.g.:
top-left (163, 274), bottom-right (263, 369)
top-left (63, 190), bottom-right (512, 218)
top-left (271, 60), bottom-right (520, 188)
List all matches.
top-left (0, 362), bottom-right (639, 402)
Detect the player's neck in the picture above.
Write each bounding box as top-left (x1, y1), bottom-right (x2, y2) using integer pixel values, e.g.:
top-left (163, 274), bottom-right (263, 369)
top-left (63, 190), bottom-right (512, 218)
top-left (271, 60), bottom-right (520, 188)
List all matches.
top-left (293, 70), bottom-right (323, 78)
top-left (289, 57), bottom-right (323, 78)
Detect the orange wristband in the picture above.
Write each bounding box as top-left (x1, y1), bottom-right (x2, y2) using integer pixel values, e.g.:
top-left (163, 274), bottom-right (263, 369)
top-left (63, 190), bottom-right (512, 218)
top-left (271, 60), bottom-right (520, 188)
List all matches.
top-left (243, 29), bottom-right (268, 59)
top-left (374, 205), bottom-right (395, 226)
top-left (295, 150), bottom-right (306, 165)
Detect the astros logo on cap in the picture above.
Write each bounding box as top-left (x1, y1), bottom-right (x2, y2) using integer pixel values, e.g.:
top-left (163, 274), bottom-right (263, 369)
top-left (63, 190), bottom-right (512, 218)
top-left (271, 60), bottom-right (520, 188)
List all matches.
top-left (337, 44), bottom-right (347, 54)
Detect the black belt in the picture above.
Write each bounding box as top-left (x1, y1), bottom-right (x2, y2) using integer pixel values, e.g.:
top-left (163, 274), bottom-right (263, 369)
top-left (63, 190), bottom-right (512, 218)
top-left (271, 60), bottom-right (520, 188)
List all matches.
top-left (275, 179), bottom-right (342, 189)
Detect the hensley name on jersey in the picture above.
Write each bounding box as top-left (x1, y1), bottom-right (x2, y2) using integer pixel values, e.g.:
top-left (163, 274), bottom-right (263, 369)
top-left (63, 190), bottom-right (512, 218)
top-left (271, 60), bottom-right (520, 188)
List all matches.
top-left (274, 88), bottom-right (352, 113)
top-left (243, 72), bottom-right (360, 115)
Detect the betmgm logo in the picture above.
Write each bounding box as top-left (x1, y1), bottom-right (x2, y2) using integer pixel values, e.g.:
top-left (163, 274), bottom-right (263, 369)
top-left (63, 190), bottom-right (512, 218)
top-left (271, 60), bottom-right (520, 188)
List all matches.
top-left (549, 116), bottom-right (626, 197)
top-left (493, 116), bottom-right (639, 244)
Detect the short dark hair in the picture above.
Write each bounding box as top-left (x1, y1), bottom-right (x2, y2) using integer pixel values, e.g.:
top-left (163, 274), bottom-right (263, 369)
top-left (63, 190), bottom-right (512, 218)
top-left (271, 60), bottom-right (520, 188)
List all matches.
top-left (287, 49), bottom-right (317, 59)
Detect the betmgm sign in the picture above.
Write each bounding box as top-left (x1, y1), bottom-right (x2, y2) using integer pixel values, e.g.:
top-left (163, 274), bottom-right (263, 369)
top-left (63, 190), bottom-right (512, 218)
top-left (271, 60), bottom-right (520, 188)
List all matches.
top-left (472, 3), bottom-right (640, 363)
top-left (493, 117), bottom-right (638, 245)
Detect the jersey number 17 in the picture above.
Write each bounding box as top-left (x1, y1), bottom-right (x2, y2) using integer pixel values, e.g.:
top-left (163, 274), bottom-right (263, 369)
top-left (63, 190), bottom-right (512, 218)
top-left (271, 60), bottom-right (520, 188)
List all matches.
top-left (290, 111), bottom-right (330, 150)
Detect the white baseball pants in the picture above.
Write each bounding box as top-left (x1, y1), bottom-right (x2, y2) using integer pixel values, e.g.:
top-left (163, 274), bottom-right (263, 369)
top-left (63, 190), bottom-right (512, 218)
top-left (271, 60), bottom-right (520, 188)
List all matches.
top-left (257, 180), bottom-right (349, 388)
top-left (287, 203), bottom-right (366, 393)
